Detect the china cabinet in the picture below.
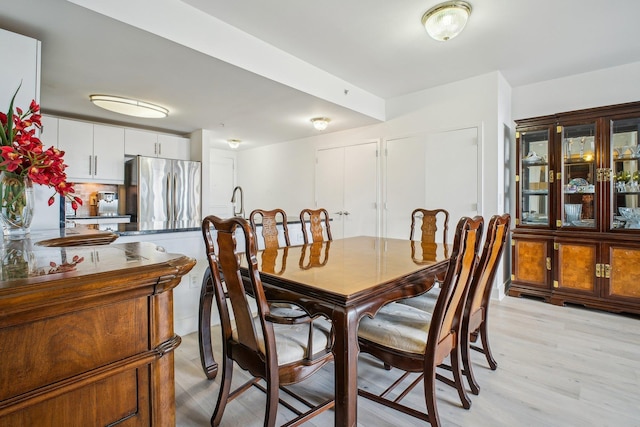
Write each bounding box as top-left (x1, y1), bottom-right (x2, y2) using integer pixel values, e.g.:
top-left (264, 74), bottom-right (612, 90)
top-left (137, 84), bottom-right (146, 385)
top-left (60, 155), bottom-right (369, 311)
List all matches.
top-left (510, 102), bottom-right (640, 314)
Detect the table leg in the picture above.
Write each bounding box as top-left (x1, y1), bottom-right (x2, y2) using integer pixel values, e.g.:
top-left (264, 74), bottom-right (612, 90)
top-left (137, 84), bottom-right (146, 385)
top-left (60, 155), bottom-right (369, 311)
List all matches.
top-left (331, 306), bottom-right (359, 427)
top-left (198, 267), bottom-right (218, 379)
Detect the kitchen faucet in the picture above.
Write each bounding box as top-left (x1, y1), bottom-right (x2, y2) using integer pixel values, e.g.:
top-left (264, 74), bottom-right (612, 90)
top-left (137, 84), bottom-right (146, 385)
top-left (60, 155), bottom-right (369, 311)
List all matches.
top-left (231, 186), bottom-right (245, 218)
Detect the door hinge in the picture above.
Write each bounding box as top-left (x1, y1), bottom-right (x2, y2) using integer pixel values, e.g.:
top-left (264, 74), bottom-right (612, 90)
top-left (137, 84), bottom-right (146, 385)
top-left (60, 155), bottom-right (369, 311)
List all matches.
top-left (556, 172), bottom-right (562, 181)
top-left (595, 263), bottom-right (602, 278)
top-left (556, 220), bottom-right (563, 227)
top-left (549, 170), bottom-right (554, 183)
top-left (556, 125), bottom-right (562, 134)
top-left (554, 242), bottom-right (559, 250)
top-left (515, 174), bottom-right (520, 182)
top-left (515, 218), bottom-right (519, 225)
top-left (515, 131), bottom-right (520, 139)
top-left (511, 274), bottom-right (515, 281)
top-left (511, 239), bottom-right (516, 247)
top-left (553, 280), bottom-right (559, 288)
top-left (604, 264), bottom-right (611, 279)
top-left (546, 257), bottom-right (551, 271)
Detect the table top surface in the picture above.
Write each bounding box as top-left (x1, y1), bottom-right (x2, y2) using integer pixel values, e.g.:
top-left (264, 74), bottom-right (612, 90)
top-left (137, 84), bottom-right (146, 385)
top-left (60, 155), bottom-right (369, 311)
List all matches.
top-left (252, 236), bottom-right (449, 299)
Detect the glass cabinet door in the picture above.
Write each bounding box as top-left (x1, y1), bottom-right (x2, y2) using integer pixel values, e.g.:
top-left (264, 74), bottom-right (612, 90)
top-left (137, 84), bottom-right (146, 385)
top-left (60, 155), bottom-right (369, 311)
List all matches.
top-left (611, 118), bottom-right (640, 230)
top-left (519, 129), bottom-right (550, 226)
top-left (560, 123), bottom-right (597, 228)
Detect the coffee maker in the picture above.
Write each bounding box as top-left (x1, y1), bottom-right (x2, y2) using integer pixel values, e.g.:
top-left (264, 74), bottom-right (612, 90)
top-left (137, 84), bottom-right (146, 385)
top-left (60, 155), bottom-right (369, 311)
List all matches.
top-left (96, 191), bottom-right (119, 216)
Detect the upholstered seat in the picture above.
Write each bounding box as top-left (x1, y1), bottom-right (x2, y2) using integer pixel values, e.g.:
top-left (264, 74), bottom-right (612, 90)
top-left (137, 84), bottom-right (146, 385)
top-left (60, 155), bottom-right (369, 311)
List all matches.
top-left (202, 215), bottom-right (334, 427)
top-left (357, 216), bottom-right (484, 427)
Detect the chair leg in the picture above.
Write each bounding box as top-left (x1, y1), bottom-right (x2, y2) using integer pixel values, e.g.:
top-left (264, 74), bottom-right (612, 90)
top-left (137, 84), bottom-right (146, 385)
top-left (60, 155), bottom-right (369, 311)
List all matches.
top-left (450, 347), bottom-right (472, 409)
top-left (263, 369), bottom-right (280, 427)
top-left (211, 353), bottom-right (234, 426)
top-left (461, 328), bottom-right (480, 395)
top-left (478, 320), bottom-right (498, 370)
top-left (423, 363), bottom-right (441, 427)
top-left (198, 270), bottom-right (218, 380)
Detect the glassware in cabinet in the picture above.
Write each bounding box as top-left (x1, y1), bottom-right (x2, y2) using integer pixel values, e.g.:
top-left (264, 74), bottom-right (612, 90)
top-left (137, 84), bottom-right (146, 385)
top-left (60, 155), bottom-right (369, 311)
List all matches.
top-left (560, 123), bottom-right (596, 228)
top-left (611, 118), bottom-right (640, 230)
top-left (519, 128), bottom-right (550, 226)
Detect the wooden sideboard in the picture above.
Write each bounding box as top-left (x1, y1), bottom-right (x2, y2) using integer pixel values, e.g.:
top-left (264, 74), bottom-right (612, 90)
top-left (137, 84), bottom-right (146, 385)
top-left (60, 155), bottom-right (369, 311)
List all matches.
top-left (0, 238), bottom-right (195, 426)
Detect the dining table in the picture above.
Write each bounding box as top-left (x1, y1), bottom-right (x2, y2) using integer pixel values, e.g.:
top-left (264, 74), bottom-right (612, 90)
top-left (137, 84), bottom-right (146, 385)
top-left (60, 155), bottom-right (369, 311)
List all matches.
top-left (199, 235), bottom-right (450, 427)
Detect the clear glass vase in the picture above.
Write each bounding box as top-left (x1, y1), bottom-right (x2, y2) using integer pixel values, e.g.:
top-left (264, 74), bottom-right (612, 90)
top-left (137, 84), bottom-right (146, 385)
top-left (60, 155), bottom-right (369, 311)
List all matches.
top-left (0, 172), bottom-right (35, 239)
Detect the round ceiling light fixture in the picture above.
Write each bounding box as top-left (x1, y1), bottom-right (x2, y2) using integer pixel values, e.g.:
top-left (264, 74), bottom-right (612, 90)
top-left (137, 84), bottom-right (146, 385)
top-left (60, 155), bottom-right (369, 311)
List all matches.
top-left (89, 94), bottom-right (169, 118)
top-left (421, 1), bottom-right (472, 42)
top-left (310, 117), bottom-right (331, 131)
top-left (227, 139), bottom-right (242, 149)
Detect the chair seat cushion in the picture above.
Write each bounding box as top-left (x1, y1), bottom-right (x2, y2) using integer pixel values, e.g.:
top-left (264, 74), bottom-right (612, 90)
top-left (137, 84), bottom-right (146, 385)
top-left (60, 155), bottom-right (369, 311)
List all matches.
top-left (232, 316), bottom-right (332, 366)
top-left (358, 302), bottom-right (432, 355)
top-left (397, 287), bottom-right (440, 312)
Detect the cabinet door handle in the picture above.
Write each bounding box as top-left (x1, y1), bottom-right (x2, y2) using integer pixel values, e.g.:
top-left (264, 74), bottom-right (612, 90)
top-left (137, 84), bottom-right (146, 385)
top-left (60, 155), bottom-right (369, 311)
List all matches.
top-left (343, 211), bottom-right (351, 216)
top-left (154, 142), bottom-right (158, 155)
top-left (158, 143), bottom-right (162, 156)
top-left (334, 211), bottom-right (343, 216)
top-left (88, 155), bottom-right (92, 175)
top-left (94, 156), bottom-right (98, 175)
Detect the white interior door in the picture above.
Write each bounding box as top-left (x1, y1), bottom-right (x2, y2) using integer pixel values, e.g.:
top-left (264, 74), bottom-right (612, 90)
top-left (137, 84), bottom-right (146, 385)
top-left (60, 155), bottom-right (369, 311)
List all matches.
top-left (209, 154), bottom-right (235, 218)
top-left (343, 143), bottom-right (378, 238)
top-left (316, 147), bottom-right (345, 238)
top-left (316, 142), bottom-right (378, 239)
top-left (424, 128), bottom-right (479, 233)
top-left (385, 127), bottom-right (479, 242)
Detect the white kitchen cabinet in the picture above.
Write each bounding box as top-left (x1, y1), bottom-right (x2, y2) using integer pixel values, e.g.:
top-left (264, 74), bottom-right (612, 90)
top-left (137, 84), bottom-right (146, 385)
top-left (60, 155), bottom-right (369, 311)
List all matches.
top-left (93, 124), bottom-right (125, 183)
top-left (39, 115), bottom-right (58, 148)
top-left (125, 129), bottom-right (190, 160)
top-left (0, 28), bottom-right (40, 113)
top-left (57, 119), bottom-right (125, 184)
top-left (158, 134), bottom-right (190, 160)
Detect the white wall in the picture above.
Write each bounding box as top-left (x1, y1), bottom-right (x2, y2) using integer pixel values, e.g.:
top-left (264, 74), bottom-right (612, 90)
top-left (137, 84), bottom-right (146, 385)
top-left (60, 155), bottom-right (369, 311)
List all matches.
top-left (236, 71), bottom-right (511, 298)
top-left (513, 61), bottom-right (640, 120)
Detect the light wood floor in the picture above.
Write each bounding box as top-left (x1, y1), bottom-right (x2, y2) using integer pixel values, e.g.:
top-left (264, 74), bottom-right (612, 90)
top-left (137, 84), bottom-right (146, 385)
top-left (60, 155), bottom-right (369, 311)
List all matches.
top-left (174, 296), bottom-right (640, 426)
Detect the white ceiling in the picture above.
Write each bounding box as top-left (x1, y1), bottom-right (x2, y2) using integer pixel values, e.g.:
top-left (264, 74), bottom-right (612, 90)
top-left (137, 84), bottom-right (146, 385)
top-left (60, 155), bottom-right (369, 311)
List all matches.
top-left (2, 0), bottom-right (640, 151)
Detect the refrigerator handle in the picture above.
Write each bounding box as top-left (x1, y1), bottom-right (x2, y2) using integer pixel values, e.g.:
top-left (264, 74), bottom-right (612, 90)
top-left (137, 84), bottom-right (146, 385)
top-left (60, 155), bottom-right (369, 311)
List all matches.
top-left (167, 173), bottom-right (172, 221)
top-left (173, 172), bottom-right (177, 221)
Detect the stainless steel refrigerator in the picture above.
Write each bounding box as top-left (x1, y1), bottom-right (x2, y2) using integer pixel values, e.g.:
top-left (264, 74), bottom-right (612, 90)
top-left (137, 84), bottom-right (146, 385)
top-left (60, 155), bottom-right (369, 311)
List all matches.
top-left (124, 156), bottom-right (201, 228)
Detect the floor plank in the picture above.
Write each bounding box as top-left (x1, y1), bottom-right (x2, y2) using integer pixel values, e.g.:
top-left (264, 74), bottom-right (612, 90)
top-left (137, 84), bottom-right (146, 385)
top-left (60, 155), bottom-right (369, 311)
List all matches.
top-left (174, 296), bottom-right (640, 426)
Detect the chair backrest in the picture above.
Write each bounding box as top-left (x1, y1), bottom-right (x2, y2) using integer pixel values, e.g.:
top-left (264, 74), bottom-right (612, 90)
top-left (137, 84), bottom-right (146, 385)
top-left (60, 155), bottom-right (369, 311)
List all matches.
top-left (249, 208), bottom-right (290, 249)
top-left (202, 215), bottom-right (278, 365)
top-left (300, 208), bottom-right (332, 244)
top-left (466, 214), bottom-right (510, 329)
top-left (427, 216), bottom-right (483, 359)
top-left (410, 208), bottom-right (449, 244)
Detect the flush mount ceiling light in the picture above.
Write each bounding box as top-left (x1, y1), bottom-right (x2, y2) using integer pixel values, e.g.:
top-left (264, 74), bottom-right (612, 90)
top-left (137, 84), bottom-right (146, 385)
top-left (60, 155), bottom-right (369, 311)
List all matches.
top-left (89, 95), bottom-right (169, 118)
top-left (227, 139), bottom-right (242, 149)
top-left (311, 117), bottom-right (331, 131)
top-left (421, 1), bottom-right (472, 41)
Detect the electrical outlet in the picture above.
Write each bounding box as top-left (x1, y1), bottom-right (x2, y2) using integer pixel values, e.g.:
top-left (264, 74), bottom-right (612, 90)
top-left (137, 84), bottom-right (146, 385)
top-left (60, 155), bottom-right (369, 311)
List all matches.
top-left (189, 274), bottom-right (199, 289)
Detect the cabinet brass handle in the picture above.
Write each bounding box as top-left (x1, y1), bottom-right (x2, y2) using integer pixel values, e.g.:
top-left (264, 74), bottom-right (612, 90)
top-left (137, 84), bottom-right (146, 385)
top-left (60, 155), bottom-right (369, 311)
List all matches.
top-left (546, 257), bottom-right (551, 271)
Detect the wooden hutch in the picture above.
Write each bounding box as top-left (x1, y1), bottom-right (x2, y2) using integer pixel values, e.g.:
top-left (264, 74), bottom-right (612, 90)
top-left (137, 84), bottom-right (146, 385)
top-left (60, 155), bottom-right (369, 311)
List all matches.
top-left (510, 101), bottom-right (640, 314)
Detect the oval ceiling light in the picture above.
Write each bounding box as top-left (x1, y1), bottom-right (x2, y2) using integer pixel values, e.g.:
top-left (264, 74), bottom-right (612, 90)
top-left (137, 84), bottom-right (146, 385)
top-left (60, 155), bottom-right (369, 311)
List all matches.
top-left (311, 117), bottom-right (331, 131)
top-left (227, 139), bottom-right (242, 149)
top-left (89, 94), bottom-right (169, 118)
top-left (421, 1), bottom-right (472, 42)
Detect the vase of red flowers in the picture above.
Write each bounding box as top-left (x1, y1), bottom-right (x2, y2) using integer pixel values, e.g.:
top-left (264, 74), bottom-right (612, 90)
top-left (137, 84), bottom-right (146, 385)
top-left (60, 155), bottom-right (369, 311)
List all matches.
top-left (0, 86), bottom-right (81, 238)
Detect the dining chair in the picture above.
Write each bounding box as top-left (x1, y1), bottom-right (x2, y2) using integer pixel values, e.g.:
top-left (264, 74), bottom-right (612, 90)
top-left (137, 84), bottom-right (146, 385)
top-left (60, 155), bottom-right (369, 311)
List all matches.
top-left (357, 216), bottom-right (484, 426)
top-left (250, 208), bottom-right (291, 249)
top-left (202, 215), bottom-right (335, 427)
top-left (300, 208), bottom-right (332, 244)
top-left (398, 214), bottom-right (511, 395)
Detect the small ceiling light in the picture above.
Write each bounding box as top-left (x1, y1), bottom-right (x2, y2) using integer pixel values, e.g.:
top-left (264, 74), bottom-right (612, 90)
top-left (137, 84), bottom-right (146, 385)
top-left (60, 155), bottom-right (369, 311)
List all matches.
top-left (311, 117), bottom-right (331, 131)
top-left (421, 1), bottom-right (472, 42)
top-left (227, 139), bottom-right (242, 149)
top-left (89, 94), bottom-right (169, 118)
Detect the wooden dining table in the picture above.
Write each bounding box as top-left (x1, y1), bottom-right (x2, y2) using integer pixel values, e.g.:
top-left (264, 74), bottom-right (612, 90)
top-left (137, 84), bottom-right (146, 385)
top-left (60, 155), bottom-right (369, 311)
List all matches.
top-left (199, 235), bottom-right (450, 427)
